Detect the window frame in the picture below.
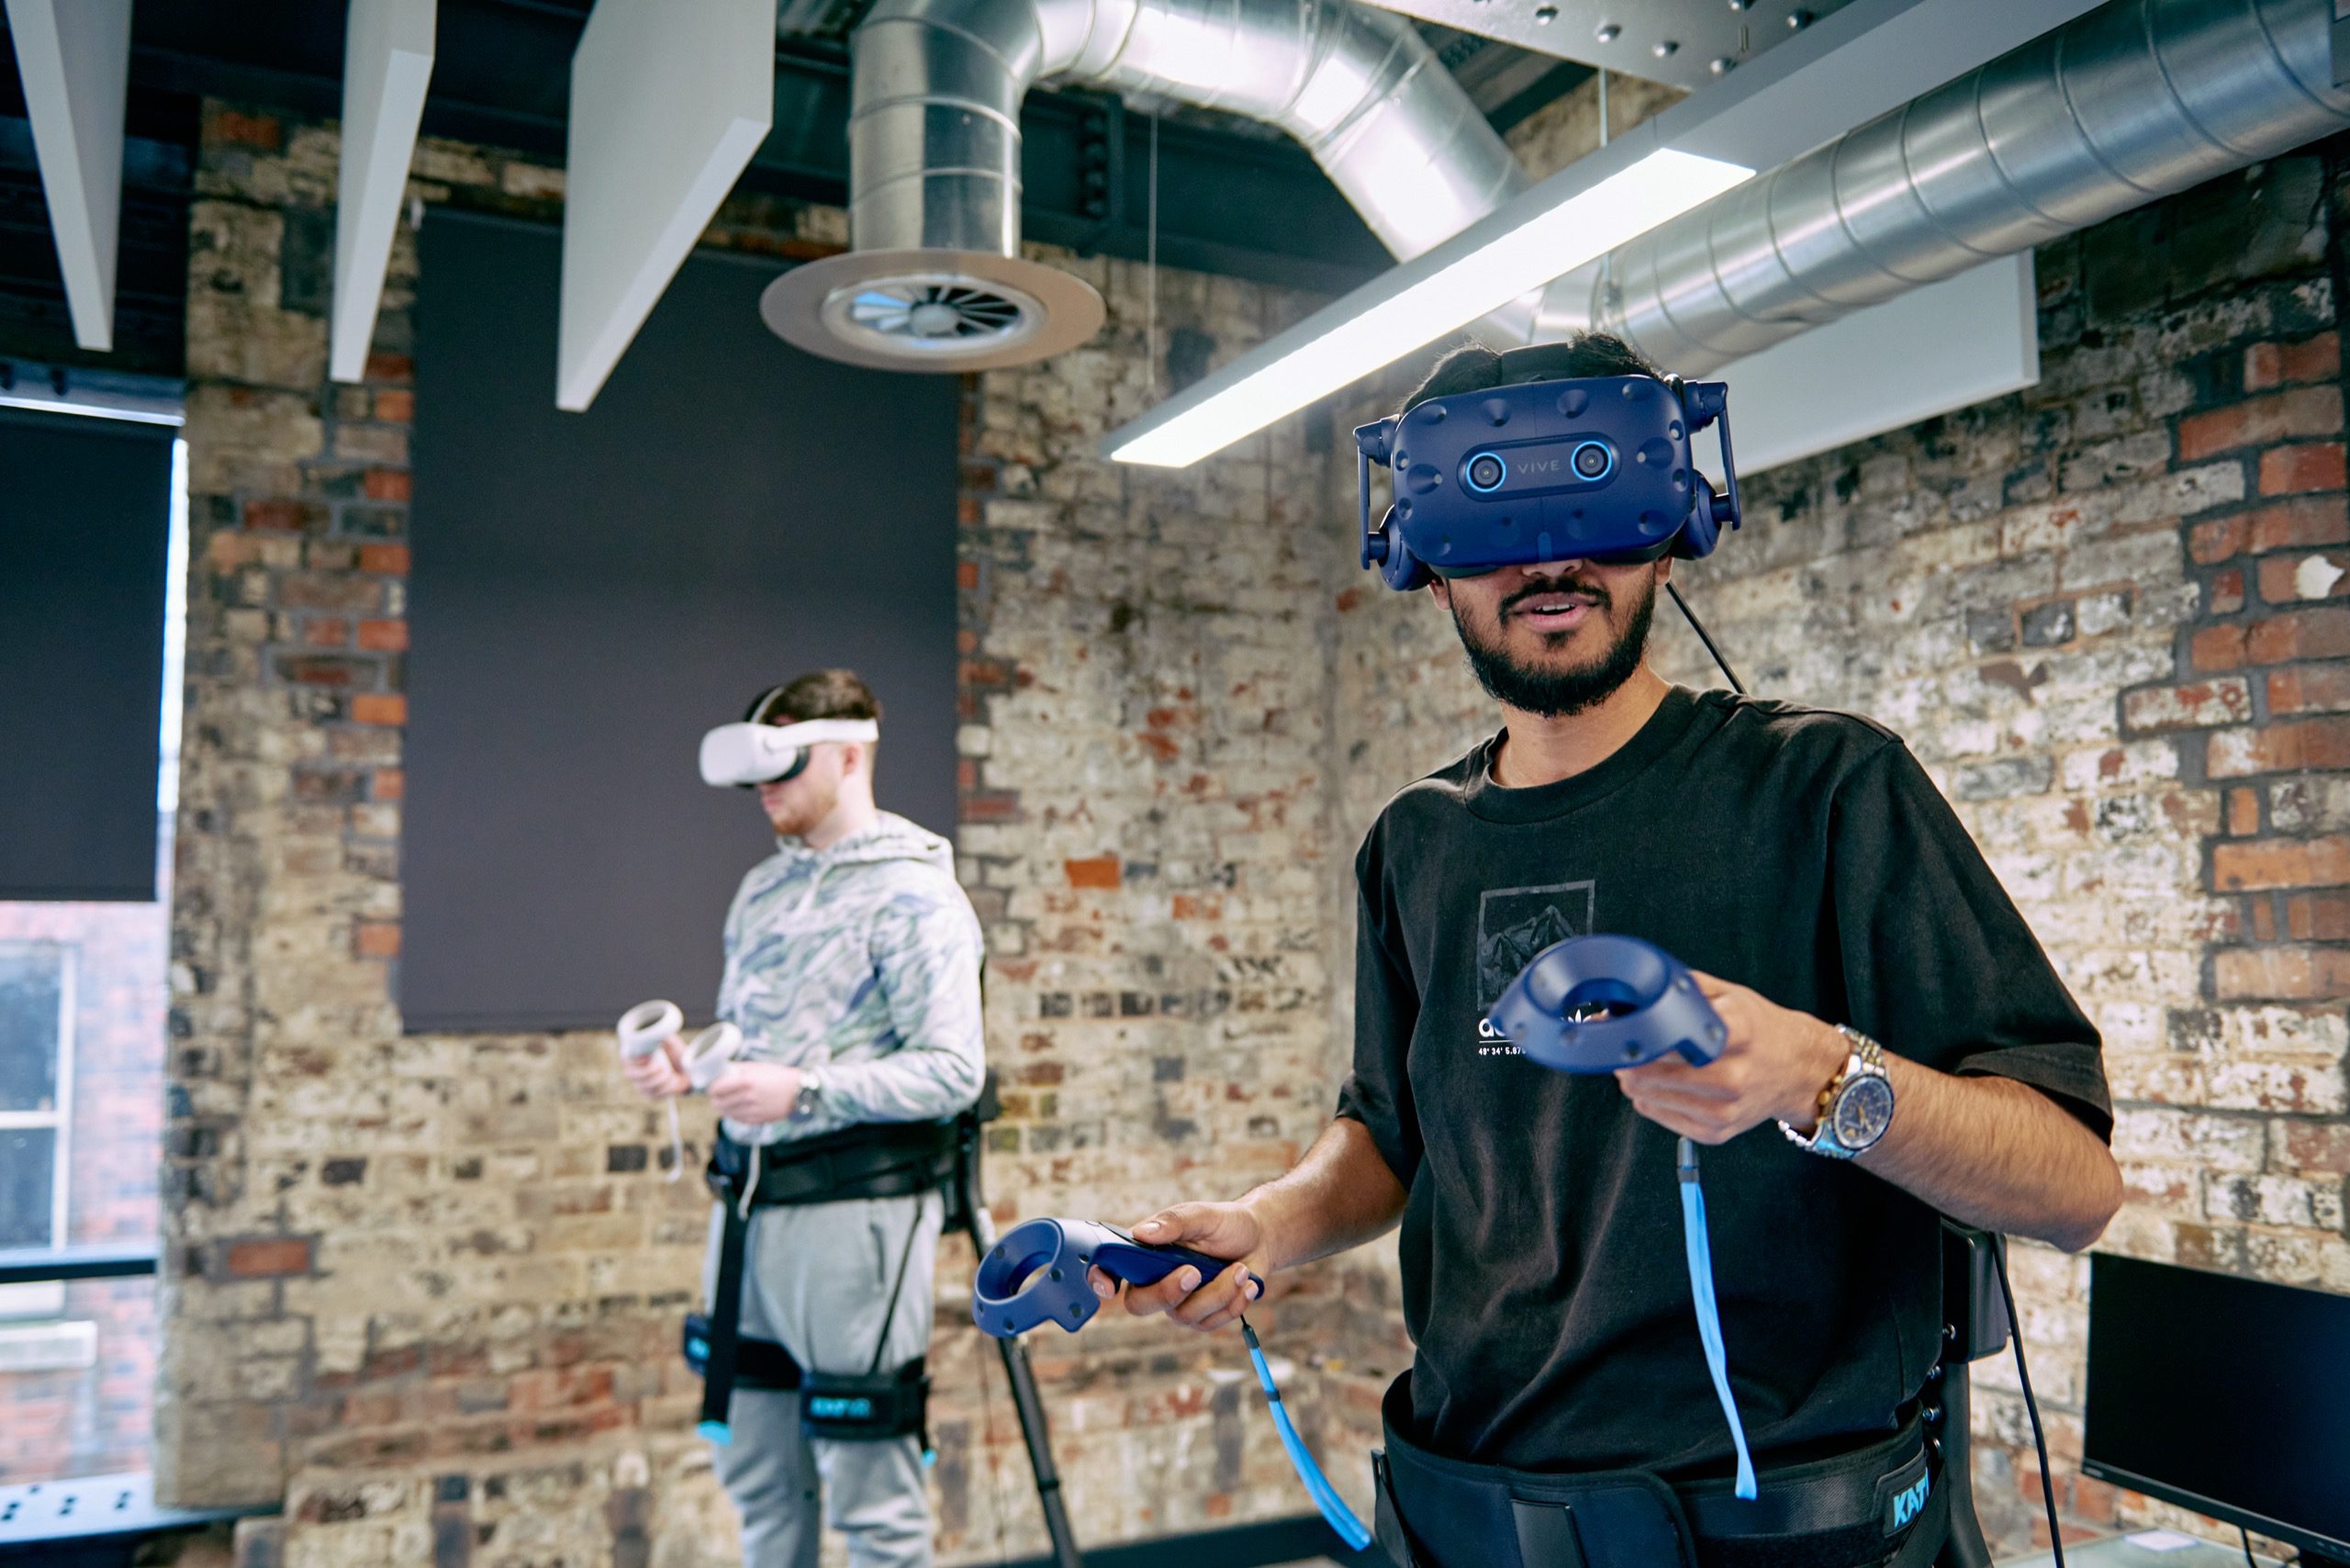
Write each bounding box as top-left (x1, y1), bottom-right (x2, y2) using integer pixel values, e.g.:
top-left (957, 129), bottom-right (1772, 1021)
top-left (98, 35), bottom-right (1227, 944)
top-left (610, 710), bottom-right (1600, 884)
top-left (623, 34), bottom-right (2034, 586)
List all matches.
top-left (0, 938), bottom-right (76, 1258)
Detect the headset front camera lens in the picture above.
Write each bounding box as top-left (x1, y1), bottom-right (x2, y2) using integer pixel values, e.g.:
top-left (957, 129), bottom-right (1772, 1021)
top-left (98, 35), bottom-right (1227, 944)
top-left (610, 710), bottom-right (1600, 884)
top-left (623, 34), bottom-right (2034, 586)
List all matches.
top-left (1467, 454), bottom-right (1506, 492)
top-left (1573, 442), bottom-right (1611, 478)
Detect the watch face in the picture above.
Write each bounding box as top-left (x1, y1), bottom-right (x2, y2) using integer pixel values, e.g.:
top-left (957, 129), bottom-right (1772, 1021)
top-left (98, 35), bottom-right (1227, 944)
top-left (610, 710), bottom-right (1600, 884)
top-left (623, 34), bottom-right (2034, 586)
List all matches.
top-left (1831, 1074), bottom-right (1896, 1150)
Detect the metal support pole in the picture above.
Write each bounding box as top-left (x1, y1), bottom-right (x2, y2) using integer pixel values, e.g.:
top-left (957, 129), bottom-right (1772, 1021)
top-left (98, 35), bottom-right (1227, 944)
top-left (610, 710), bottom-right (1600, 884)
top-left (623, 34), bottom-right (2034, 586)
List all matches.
top-left (954, 1088), bottom-right (1084, 1568)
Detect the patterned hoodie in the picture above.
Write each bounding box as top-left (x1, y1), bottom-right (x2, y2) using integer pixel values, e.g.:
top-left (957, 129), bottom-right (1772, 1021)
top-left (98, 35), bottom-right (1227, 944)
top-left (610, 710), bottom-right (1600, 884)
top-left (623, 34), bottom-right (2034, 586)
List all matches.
top-left (715, 811), bottom-right (985, 1147)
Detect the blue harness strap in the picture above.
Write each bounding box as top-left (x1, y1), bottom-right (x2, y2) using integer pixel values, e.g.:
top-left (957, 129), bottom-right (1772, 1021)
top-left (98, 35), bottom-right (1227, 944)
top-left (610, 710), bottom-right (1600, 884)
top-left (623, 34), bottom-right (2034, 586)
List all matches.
top-left (1678, 1137), bottom-right (1757, 1500)
top-left (1241, 1322), bottom-right (1374, 1551)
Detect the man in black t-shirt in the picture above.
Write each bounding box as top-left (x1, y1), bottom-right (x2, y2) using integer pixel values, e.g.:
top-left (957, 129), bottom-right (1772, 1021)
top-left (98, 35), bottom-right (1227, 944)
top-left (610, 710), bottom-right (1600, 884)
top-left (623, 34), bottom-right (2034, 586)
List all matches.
top-left (1091, 336), bottom-right (2123, 1568)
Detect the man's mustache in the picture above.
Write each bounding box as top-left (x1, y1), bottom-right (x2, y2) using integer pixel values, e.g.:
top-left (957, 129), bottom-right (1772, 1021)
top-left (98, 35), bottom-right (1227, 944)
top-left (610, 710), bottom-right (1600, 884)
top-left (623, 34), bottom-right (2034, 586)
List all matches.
top-left (1500, 577), bottom-right (1611, 617)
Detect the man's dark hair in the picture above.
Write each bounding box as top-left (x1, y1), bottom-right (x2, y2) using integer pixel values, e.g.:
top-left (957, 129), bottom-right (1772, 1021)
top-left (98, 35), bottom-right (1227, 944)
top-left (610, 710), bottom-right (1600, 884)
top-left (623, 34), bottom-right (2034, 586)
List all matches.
top-left (1400, 332), bottom-right (1664, 418)
top-left (751, 669), bottom-right (881, 726)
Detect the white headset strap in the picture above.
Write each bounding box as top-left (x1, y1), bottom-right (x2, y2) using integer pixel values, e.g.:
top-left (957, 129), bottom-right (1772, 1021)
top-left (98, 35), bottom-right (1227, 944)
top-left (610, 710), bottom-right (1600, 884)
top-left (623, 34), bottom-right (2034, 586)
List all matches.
top-left (761, 718), bottom-right (878, 748)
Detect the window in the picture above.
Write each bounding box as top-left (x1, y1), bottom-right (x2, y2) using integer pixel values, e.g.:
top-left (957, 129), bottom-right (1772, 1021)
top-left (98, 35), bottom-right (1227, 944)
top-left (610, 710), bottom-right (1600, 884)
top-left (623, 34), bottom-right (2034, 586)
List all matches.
top-left (0, 942), bottom-right (73, 1257)
top-left (0, 379), bottom-right (185, 1486)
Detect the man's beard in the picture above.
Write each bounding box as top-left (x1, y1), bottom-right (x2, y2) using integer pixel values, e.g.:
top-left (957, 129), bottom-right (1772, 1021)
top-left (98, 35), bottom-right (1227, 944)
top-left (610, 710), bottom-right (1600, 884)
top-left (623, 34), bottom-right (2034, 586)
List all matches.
top-left (763, 780), bottom-right (839, 838)
top-left (1450, 570), bottom-right (1658, 718)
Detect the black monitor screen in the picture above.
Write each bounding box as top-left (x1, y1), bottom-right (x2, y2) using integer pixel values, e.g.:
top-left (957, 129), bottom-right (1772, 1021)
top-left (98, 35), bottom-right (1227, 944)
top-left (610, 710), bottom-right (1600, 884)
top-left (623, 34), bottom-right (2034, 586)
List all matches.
top-left (2083, 1253), bottom-right (2350, 1557)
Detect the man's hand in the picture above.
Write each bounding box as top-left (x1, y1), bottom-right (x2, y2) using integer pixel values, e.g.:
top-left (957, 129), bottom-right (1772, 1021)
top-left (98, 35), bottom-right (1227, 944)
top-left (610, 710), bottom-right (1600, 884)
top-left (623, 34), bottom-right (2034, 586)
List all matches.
top-left (1614, 971), bottom-right (1849, 1145)
top-left (622, 1036), bottom-right (690, 1100)
top-left (1087, 1203), bottom-right (1267, 1333)
top-left (708, 1061), bottom-right (805, 1126)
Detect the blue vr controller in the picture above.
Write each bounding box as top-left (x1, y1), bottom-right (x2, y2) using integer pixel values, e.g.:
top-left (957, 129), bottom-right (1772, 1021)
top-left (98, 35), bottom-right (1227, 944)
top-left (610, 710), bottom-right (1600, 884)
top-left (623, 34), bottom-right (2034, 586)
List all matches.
top-left (972, 1218), bottom-right (1369, 1551)
top-left (1486, 932), bottom-right (1759, 1500)
top-left (1484, 932), bottom-right (1728, 1072)
top-left (1355, 374), bottom-right (1745, 592)
top-left (972, 1217), bottom-right (1264, 1339)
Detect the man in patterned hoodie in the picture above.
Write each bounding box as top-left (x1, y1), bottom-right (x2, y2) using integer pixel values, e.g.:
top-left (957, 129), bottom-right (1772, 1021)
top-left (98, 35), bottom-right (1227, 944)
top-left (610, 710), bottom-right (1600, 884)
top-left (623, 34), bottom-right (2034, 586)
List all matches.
top-left (623, 668), bottom-right (985, 1568)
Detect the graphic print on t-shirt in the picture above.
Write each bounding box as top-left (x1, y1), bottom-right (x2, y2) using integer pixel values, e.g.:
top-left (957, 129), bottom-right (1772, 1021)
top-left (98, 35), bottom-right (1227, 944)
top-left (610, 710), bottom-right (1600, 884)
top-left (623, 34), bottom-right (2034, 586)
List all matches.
top-left (1473, 879), bottom-right (1595, 1054)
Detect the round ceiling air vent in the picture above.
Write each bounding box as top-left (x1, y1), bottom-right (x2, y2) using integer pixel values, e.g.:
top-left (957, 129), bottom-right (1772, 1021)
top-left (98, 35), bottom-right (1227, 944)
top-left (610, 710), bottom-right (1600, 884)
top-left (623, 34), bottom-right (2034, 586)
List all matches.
top-left (759, 249), bottom-right (1106, 373)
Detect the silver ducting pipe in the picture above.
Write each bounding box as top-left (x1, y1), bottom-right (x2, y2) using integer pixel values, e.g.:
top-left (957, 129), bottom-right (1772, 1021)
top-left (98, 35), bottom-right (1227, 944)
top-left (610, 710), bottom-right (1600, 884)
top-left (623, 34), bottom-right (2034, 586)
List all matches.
top-left (763, 0), bottom-right (1525, 370)
top-left (1528, 0), bottom-right (2350, 369)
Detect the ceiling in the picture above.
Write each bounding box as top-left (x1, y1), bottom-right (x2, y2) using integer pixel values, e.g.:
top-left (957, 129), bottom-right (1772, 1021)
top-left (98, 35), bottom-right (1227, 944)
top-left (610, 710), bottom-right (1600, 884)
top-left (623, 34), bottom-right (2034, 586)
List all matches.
top-left (0, 0), bottom-right (1601, 381)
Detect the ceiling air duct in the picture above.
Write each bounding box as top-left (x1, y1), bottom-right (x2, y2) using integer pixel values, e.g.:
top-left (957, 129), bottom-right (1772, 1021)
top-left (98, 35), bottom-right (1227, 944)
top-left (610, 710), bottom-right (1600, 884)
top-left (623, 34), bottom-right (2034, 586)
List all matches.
top-left (762, 0), bottom-right (1527, 370)
top-left (1524, 0), bottom-right (2350, 369)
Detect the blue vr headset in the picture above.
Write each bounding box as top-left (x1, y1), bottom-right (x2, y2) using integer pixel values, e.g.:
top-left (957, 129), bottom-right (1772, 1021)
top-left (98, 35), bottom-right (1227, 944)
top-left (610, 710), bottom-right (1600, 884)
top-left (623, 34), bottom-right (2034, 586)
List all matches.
top-left (1355, 372), bottom-right (1746, 591)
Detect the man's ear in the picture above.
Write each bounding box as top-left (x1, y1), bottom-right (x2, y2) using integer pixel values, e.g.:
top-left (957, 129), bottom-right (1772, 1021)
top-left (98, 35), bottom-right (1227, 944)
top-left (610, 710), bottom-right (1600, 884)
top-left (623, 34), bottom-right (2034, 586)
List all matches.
top-left (1427, 577), bottom-right (1452, 610)
top-left (1653, 555), bottom-right (1673, 588)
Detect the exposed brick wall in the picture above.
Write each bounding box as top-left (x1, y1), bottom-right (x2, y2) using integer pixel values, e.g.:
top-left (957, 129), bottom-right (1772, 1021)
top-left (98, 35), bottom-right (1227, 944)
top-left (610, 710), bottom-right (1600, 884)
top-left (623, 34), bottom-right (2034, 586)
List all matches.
top-left (949, 255), bottom-right (1359, 1553)
top-left (1323, 151), bottom-right (2350, 1556)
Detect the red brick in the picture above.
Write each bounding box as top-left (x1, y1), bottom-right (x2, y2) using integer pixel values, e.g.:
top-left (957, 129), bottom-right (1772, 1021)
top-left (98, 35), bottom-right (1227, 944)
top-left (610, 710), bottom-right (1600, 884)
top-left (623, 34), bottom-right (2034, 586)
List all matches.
top-left (960, 790), bottom-right (1019, 823)
top-left (2207, 717), bottom-right (2350, 778)
top-left (1171, 895), bottom-right (1224, 920)
top-left (2212, 944), bottom-right (2350, 999)
top-left (223, 1237), bottom-right (310, 1278)
top-left (351, 693), bottom-right (407, 726)
top-left (2209, 567), bottom-right (2245, 614)
top-left (243, 498), bottom-right (322, 532)
top-left (356, 619), bottom-right (408, 652)
top-left (2246, 496), bottom-right (2350, 554)
top-left (957, 559), bottom-right (979, 591)
top-left (274, 654), bottom-right (374, 689)
top-left (2259, 442), bottom-right (2346, 496)
top-left (2251, 901), bottom-right (2280, 942)
top-left (2285, 891), bottom-right (2350, 942)
top-left (354, 920), bottom-right (402, 958)
top-left (2210, 835), bottom-right (2350, 891)
top-left (305, 617), bottom-right (351, 648)
top-left (374, 768), bottom-right (405, 801)
top-left (2227, 787), bottom-right (2261, 835)
top-left (1064, 856), bottom-right (1121, 890)
top-left (358, 543), bottom-right (410, 575)
top-left (2258, 552), bottom-right (2350, 605)
top-left (2245, 332), bottom-right (2339, 392)
top-left (2266, 664), bottom-right (2350, 715)
top-left (2120, 678), bottom-right (2251, 734)
top-left (2191, 624), bottom-right (2247, 671)
top-left (365, 353), bottom-right (414, 385)
top-left (2278, 1120), bottom-right (2350, 1172)
top-left (363, 468), bottom-right (413, 501)
top-left (207, 107), bottom-right (282, 151)
top-left (2177, 386), bottom-right (2343, 462)
top-left (2245, 606), bottom-right (2350, 665)
top-left (2189, 515), bottom-right (2247, 565)
top-left (373, 389), bottom-right (416, 422)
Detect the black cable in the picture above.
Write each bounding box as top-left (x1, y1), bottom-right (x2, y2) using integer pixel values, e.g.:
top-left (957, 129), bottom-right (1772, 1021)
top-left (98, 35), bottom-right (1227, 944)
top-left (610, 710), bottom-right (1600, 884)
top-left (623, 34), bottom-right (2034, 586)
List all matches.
top-left (1991, 1243), bottom-right (2065, 1568)
top-left (2244, 1524), bottom-right (2258, 1567)
top-left (1668, 582), bottom-right (1746, 696)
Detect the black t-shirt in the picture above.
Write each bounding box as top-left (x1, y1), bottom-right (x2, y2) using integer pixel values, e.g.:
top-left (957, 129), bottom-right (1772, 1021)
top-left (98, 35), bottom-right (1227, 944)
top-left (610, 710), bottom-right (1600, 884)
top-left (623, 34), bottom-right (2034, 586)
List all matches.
top-left (1336, 686), bottom-right (2110, 1478)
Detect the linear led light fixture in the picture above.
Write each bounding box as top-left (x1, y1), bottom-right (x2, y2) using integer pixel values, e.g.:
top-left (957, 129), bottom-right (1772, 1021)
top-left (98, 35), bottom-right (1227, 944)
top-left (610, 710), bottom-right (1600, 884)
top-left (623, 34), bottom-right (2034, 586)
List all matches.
top-left (1110, 144), bottom-right (1748, 468)
top-left (1104, 0), bottom-right (2104, 469)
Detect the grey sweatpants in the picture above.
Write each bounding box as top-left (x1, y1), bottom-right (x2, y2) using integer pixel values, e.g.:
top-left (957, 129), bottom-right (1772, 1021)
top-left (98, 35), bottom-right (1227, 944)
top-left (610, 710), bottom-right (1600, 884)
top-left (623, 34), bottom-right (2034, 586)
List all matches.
top-left (703, 1191), bottom-right (944, 1568)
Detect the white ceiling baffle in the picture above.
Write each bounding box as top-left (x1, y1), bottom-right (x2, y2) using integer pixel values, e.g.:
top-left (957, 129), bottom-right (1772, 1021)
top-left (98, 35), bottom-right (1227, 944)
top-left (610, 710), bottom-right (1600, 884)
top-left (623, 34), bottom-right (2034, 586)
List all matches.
top-left (332, 0), bottom-right (438, 384)
top-left (556, 0), bottom-right (776, 412)
top-left (4, 0), bottom-right (131, 352)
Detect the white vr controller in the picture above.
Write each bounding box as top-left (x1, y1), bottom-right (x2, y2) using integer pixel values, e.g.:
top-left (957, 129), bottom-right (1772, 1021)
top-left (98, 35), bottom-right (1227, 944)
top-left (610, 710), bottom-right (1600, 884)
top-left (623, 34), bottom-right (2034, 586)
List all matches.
top-left (617, 1000), bottom-right (741, 1090)
top-left (618, 1000), bottom-right (744, 1181)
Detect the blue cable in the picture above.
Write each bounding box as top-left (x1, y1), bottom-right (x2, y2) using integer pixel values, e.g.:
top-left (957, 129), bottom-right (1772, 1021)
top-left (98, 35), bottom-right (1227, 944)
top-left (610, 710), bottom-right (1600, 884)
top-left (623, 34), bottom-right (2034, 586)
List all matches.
top-left (1241, 1322), bottom-right (1374, 1551)
top-left (1678, 1137), bottom-right (1756, 1500)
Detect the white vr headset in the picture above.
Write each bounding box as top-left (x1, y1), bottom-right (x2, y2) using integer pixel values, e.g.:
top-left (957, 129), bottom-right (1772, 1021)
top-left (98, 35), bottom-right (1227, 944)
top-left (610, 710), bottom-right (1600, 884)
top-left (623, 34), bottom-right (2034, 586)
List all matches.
top-left (699, 717), bottom-right (880, 788)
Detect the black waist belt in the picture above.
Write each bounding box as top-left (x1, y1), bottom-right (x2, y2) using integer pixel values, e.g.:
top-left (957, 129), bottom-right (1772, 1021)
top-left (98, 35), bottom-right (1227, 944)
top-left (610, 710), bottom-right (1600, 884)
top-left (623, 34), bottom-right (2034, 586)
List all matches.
top-left (1376, 1377), bottom-right (1943, 1568)
top-left (697, 1119), bottom-right (959, 1442)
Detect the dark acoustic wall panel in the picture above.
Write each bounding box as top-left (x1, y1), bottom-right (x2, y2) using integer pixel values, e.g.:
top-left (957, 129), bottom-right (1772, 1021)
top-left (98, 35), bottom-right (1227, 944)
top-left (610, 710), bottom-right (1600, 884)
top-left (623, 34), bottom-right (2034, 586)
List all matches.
top-left (405, 213), bottom-right (960, 1034)
top-left (0, 409), bottom-right (173, 902)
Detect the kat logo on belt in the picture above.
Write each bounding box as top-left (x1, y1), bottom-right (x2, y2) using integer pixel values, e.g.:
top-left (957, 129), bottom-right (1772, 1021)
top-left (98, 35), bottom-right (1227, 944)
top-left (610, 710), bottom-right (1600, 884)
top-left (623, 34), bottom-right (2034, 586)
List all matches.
top-left (1886, 1472), bottom-right (1931, 1532)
